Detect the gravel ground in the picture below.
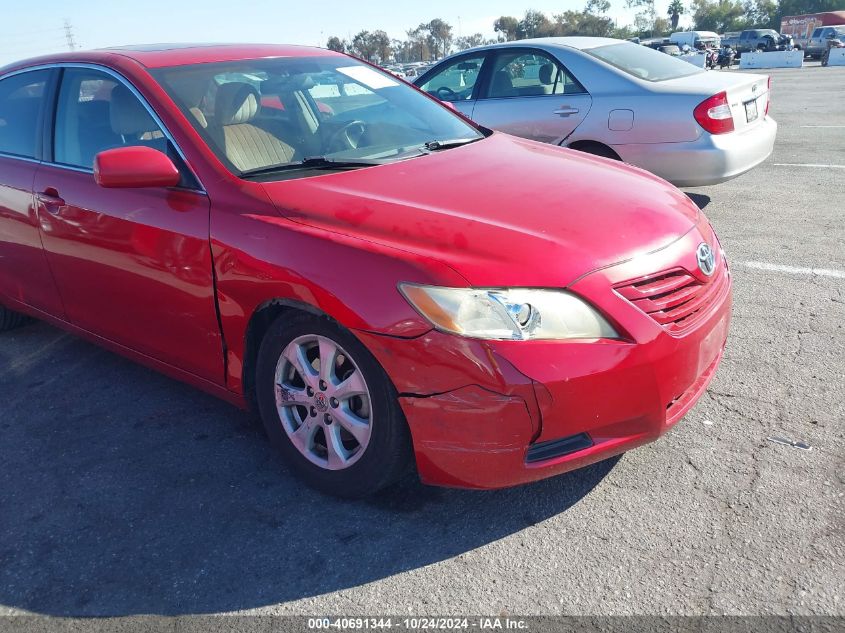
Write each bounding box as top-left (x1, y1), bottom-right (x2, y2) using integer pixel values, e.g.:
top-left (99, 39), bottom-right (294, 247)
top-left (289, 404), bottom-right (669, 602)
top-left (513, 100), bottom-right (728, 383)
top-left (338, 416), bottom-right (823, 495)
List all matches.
top-left (0, 65), bottom-right (843, 619)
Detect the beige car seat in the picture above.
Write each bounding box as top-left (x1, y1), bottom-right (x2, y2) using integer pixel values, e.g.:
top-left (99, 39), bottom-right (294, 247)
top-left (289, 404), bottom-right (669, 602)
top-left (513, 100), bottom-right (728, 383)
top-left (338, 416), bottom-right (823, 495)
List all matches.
top-left (213, 82), bottom-right (296, 172)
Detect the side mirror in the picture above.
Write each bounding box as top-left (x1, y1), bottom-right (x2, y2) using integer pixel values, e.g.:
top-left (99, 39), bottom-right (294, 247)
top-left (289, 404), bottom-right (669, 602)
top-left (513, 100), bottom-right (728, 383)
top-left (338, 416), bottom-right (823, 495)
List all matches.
top-left (94, 146), bottom-right (181, 189)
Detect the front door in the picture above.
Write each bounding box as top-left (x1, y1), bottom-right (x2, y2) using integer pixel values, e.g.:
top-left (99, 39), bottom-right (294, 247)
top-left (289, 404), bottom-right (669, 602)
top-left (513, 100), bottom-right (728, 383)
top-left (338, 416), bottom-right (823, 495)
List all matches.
top-left (471, 49), bottom-right (592, 145)
top-left (33, 66), bottom-right (223, 382)
top-left (416, 52), bottom-right (489, 119)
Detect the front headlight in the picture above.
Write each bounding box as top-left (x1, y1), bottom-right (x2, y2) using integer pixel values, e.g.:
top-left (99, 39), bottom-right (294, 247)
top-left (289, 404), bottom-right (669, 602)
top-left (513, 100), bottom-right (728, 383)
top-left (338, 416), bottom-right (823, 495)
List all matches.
top-left (399, 284), bottom-right (618, 341)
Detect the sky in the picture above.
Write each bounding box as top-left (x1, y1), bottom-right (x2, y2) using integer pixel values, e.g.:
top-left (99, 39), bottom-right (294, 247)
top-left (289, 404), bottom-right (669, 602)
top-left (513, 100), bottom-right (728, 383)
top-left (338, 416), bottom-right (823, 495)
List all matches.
top-left (0, 0), bottom-right (689, 67)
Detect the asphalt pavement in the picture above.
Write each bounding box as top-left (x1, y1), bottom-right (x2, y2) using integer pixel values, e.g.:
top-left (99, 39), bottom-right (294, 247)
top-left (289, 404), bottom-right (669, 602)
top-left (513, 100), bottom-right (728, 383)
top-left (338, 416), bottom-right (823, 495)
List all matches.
top-left (0, 64), bottom-right (843, 619)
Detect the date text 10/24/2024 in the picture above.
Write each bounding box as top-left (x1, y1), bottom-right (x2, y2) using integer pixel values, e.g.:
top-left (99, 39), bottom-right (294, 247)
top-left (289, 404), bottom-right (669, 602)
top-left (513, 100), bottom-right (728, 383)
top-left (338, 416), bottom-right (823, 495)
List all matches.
top-left (307, 618), bottom-right (529, 630)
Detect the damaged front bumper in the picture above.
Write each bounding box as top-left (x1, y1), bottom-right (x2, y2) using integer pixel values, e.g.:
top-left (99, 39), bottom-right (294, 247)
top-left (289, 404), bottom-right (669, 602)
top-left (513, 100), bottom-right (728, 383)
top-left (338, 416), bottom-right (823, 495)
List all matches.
top-left (353, 229), bottom-right (732, 489)
top-left (357, 316), bottom-right (727, 490)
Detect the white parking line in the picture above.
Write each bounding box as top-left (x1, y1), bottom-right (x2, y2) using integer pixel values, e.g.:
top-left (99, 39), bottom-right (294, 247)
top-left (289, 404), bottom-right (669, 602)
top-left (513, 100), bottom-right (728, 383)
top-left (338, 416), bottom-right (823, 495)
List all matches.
top-left (772, 163), bottom-right (845, 169)
top-left (741, 261), bottom-right (845, 279)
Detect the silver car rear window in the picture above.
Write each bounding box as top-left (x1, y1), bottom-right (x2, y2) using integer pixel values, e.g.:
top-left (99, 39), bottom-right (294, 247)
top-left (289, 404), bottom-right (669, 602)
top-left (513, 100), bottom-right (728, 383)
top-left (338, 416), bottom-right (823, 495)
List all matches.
top-left (584, 42), bottom-right (705, 82)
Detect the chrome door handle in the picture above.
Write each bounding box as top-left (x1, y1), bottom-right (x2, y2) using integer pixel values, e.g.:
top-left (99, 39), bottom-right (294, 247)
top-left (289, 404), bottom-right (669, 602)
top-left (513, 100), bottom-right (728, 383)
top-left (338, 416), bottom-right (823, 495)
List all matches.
top-left (553, 107), bottom-right (580, 116)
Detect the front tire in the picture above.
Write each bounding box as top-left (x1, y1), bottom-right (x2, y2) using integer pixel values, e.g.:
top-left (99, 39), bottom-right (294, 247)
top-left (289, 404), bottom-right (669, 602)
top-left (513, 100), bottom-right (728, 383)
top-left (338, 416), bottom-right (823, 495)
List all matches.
top-left (0, 305), bottom-right (27, 332)
top-left (255, 311), bottom-right (413, 498)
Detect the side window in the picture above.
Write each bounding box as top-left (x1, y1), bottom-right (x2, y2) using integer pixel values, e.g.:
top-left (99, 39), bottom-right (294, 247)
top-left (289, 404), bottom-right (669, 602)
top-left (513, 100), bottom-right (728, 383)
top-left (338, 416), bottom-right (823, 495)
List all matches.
top-left (0, 70), bottom-right (49, 159)
top-left (54, 68), bottom-right (167, 169)
top-left (419, 55), bottom-right (485, 102)
top-left (485, 51), bottom-right (585, 99)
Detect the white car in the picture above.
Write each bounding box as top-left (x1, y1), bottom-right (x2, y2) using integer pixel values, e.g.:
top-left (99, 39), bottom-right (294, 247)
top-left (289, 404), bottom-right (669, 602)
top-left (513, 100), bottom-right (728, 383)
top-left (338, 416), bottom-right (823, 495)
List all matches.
top-left (415, 37), bottom-right (777, 187)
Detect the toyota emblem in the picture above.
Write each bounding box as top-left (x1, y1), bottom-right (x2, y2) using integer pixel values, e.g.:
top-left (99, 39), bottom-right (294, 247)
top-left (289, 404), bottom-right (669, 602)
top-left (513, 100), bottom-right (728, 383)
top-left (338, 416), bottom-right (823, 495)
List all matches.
top-left (314, 392), bottom-right (329, 412)
top-left (696, 243), bottom-right (716, 276)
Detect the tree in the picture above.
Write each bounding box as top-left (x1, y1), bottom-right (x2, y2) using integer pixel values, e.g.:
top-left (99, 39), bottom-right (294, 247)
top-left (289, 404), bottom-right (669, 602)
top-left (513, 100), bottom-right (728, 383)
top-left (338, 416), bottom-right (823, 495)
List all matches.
top-left (554, 7), bottom-right (615, 36)
top-left (691, 0), bottom-right (748, 32)
top-left (653, 16), bottom-right (671, 34)
top-left (370, 30), bottom-right (392, 63)
top-left (326, 36), bottom-right (346, 53)
top-left (517, 9), bottom-right (555, 38)
top-left (745, 0), bottom-right (779, 29)
top-left (455, 33), bottom-right (486, 51)
top-left (628, 0), bottom-right (659, 37)
top-left (668, 0), bottom-right (685, 30)
top-left (426, 19), bottom-right (454, 59)
top-left (351, 31), bottom-right (378, 61)
top-left (392, 38), bottom-right (413, 63)
top-left (586, 0), bottom-right (612, 14)
top-left (407, 27), bottom-right (432, 61)
top-left (612, 24), bottom-right (637, 39)
top-left (494, 16), bottom-right (520, 41)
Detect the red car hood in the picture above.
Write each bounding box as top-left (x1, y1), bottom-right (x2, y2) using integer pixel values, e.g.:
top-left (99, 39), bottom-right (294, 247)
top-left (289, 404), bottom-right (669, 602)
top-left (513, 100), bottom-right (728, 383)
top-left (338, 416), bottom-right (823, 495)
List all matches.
top-left (260, 134), bottom-right (699, 287)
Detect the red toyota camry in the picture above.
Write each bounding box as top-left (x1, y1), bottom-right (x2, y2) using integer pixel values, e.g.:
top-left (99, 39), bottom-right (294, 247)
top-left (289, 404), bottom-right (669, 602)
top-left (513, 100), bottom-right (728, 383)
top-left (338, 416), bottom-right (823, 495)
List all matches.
top-left (0, 44), bottom-right (731, 497)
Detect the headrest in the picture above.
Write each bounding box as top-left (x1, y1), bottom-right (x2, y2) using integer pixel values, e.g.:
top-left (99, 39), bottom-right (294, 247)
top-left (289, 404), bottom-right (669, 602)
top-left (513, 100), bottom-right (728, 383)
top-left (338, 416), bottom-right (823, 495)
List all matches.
top-left (215, 82), bottom-right (259, 125)
top-left (539, 63), bottom-right (555, 86)
top-left (491, 70), bottom-right (513, 93)
top-left (110, 84), bottom-right (158, 135)
top-left (189, 107), bottom-right (208, 129)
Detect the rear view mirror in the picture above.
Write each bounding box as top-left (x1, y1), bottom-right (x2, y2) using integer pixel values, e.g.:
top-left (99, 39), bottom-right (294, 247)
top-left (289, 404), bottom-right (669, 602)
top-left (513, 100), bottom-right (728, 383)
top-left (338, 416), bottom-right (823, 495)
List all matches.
top-left (457, 62), bottom-right (478, 71)
top-left (94, 146), bottom-right (181, 189)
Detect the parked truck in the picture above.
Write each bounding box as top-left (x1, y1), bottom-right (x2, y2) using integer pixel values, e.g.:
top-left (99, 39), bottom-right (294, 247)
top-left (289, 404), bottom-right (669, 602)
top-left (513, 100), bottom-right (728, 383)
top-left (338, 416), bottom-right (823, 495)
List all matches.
top-left (806, 24), bottom-right (845, 58)
top-left (720, 31), bottom-right (742, 49)
top-left (735, 29), bottom-right (782, 55)
top-left (780, 11), bottom-right (845, 51)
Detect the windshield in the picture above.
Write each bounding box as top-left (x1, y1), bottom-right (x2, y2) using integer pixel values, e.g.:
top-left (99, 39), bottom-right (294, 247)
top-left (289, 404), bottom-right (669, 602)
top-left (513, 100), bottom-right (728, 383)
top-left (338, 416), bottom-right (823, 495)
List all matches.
top-left (152, 56), bottom-right (483, 179)
top-left (584, 42), bottom-right (704, 82)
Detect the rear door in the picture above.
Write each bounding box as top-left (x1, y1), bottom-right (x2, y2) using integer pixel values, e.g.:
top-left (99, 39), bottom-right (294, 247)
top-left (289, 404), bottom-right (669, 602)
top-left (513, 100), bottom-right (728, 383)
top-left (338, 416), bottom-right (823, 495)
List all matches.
top-left (0, 68), bottom-right (66, 317)
top-left (416, 52), bottom-right (489, 119)
top-left (471, 48), bottom-right (592, 145)
top-left (33, 65), bottom-right (223, 382)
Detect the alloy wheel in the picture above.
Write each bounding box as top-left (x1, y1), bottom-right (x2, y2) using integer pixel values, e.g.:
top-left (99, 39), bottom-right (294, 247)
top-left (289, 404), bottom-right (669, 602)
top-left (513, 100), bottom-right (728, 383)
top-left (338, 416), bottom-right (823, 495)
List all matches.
top-left (274, 334), bottom-right (373, 470)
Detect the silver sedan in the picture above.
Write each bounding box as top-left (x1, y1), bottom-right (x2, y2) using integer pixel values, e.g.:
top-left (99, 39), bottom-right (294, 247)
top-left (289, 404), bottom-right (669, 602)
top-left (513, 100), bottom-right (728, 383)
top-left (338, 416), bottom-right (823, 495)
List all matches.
top-left (414, 37), bottom-right (777, 187)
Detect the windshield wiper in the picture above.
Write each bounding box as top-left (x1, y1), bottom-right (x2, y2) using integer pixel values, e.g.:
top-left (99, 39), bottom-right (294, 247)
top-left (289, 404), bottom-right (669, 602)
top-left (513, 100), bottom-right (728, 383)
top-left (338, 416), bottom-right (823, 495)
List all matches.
top-left (423, 137), bottom-right (483, 151)
top-left (240, 156), bottom-right (387, 178)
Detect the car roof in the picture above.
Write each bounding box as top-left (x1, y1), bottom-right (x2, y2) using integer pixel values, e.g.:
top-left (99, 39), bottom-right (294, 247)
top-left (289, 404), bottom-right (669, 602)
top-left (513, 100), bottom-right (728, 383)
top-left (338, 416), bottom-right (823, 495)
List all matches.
top-left (460, 36), bottom-right (622, 54)
top-left (1, 43), bottom-right (342, 74)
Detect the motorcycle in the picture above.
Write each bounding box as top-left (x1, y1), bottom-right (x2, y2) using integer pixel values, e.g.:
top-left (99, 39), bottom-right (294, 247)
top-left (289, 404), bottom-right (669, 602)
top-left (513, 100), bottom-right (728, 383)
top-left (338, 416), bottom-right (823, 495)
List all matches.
top-left (821, 37), bottom-right (845, 66)
top-left (718, 46), bottom-right (736, 69)
top-left (706, 47), bottom-right (720, 69)
top-left (695, 42), bottom-right (720, 69)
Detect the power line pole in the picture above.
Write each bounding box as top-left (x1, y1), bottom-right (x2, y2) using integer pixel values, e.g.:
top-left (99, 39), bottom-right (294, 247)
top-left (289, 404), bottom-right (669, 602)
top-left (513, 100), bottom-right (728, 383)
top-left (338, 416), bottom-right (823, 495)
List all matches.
top-left (64, 19), bottom-right (77, 51)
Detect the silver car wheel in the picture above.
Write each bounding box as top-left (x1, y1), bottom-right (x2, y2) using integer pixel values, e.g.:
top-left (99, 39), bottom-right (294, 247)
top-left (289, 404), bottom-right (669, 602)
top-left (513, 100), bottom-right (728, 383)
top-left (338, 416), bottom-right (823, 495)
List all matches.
top-left (274, 334), bottom-right (372, 470)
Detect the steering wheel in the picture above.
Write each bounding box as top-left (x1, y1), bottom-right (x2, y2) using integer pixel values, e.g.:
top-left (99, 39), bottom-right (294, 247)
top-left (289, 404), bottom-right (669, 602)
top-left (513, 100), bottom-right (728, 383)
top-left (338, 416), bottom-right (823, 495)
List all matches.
top-left (435, 86), bottom-right (457, 100)
top-left (327, 120), bottom-right (367, 151)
